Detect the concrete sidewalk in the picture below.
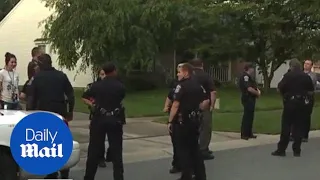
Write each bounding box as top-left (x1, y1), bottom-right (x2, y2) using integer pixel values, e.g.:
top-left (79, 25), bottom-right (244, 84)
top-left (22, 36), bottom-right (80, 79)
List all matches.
top-left (68, 114), bottom-right (320, 170)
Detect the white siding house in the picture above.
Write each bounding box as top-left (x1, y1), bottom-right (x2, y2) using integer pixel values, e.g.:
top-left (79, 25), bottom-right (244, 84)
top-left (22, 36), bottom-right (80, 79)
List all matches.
top-left (255, 61), bottom-right (290, 88)
top-left (0, 0), bottom-right (92, 87)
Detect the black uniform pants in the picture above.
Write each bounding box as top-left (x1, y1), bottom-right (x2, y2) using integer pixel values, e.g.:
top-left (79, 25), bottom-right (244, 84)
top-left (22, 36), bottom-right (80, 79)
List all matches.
top-left (278, 99), bottom-right (305, 153)
top-left (170, 123), bottom-right (180, 169)
top-left (101, 141), bottom-right (111, 161)
top-left (241, 97), bottom-right (256, 137)
top-left (44, 169), bottom-right (69, 179)
top-left (41, 108), bottom-right (69, 179)
top-left (89, 112), bottom-right (111, 161)
top-left (84, 116), bottom-right (124, 180)
top-left (303, 98), bottom-right (314, 139)
top-left (176, 120), bottom-right (206, 180)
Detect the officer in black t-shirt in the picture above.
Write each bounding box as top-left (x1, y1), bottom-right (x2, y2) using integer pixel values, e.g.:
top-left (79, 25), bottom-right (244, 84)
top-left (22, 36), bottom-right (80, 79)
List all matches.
top-left (272, 59), bottom-right (314, 157)
top-left (83, 62), bottom-right (125, 180)
top-left (168, 63), bottom-right (209, 180)
top-left (163, 78), bottom-right (181, 174)
top-left (238, 63), bottom-right (260, 140)
top-left (27, 54), bottom-right (75, 179)
top-left (189, 58), bottom-right (216, 160)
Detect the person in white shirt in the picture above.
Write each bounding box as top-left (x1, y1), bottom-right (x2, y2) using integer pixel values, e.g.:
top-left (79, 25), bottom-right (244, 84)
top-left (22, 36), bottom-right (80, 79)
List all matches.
top-left (0, 52), bottom-right (19, 109)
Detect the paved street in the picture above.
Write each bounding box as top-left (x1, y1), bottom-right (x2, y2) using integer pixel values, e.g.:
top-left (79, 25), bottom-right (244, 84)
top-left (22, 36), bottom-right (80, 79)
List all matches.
top-left (69, 137), bottom-right (320, 180)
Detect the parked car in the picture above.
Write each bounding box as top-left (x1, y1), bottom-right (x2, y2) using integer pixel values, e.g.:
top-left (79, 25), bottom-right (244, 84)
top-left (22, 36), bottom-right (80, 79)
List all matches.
top-left (0, 110), bottom-right (80, 179)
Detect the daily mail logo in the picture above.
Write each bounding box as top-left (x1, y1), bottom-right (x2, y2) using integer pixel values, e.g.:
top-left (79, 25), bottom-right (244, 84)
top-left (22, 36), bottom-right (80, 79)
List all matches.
top-left (10, 112), bottom-right (73, 175)
top-left (20, 129), bottom-right (63, 158)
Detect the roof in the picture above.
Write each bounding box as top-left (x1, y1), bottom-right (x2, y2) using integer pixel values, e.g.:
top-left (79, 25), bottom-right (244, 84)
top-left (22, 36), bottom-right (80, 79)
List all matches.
top-left (0, 0), bottom-right (25, 28)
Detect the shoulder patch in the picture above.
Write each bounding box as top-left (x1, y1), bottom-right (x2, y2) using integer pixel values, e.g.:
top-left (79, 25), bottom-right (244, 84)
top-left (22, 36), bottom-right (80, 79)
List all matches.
top-left (174, 85), bottom-right (181, 93)
top-left (244, 75), bottom-right (249, 82)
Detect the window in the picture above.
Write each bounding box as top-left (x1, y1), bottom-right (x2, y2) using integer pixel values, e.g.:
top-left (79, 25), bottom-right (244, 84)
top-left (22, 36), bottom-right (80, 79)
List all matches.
top-left (34, 38), bottom-right (49, 54)
top-left (37, 44), bottom-right (46, 53)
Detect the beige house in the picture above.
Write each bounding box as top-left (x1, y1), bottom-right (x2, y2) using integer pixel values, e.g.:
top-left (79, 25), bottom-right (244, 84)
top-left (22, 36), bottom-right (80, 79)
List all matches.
top-left (0, 0), bottom-right (92, 87)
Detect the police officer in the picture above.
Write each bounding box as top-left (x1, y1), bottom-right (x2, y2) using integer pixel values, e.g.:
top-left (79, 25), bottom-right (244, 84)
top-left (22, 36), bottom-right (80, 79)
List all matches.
top-left (302, 60), bottom-right (317, 142)
top-left (238, 63), bottom-right (260, 140)
top-left (272, 59), bottom-right (314, 157)
top-left (83, 62), bottom-right (125, 180)
top-left (26, 54), bottom-right (75, 179)
top-left (189, 58), bottom-right (216, 160)
top-left (85, 73), bottom-right (111, 168)
top-left (163, 69), bottom-right (181, 174)
top-left (168, 63), bottom-right (209, 180)
top-left (21, 47), bottom-right (42, 102)
top-left (27, 47), bottom-right (42, 80)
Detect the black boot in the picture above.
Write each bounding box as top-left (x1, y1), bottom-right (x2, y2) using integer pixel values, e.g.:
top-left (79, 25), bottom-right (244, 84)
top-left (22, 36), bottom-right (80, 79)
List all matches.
top-left (169, 166), bottom-right (181, 174)
top-left (98, 159), bottom-right (107, 168)
top-left (271, 150), bottom-right (286, 157)
top-left (44, 172), bottom-right (59, 179)
top-left (60, 169), bottom-right (70, 179)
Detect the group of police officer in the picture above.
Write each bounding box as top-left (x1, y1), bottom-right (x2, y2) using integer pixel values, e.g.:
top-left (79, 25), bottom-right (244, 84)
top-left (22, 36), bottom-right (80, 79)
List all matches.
top-left (22, 46), bottom-right (317, 180)
top-left (81, 60), bottom-right (211, 180)
top-left (239, 59), bottom-right (317, 157)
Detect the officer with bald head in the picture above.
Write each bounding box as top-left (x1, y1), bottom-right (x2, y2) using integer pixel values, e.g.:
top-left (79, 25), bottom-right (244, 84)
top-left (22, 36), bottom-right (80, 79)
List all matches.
top-left (272, 59), bottom-right (314, 157)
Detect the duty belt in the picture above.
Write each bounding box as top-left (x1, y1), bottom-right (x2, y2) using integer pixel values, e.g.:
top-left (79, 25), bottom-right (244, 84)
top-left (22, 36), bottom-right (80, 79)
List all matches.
top-left (289, 95), bottom-right (306, 100)
top-left (178, 110), bottom-right (202, 123)
top-left (288, 95), bottom-right (310, 104)
top-left (98, 107), bottom-right (121, 117)
top-left (188, 111), bottom-right (202, 119)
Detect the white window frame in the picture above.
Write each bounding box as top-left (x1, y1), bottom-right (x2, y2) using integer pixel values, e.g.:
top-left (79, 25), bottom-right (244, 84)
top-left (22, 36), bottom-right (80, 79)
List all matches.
top-left (34, 38), bottom-right (50, 54)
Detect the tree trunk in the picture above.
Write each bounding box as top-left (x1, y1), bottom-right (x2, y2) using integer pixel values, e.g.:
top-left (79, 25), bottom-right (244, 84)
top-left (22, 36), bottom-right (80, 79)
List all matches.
top-left (261, 68), bottom-right (270, 91)
top-left (260, 66), bottom-right (275, 92)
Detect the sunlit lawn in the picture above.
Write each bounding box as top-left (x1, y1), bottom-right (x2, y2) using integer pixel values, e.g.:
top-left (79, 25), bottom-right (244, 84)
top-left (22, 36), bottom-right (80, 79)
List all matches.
top-left (74, 87), bottom-right (320, 118)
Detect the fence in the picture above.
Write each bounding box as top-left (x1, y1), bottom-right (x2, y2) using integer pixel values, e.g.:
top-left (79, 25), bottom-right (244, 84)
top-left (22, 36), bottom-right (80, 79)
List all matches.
top-left (205, 66), bottom-right (230, 82)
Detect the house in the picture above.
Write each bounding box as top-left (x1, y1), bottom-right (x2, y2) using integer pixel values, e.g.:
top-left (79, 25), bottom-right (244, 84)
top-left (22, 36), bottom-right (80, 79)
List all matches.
top-left (0, 0), bottom-right (92, 87)
top-left (255, 60), bottom-right (320, 88)
top-left (1, 0), bottom-right (312, 88)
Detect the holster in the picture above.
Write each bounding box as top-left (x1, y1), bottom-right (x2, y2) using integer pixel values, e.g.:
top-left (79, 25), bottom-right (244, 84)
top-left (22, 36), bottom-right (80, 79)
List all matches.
top-left (94, 104), bottom-right (126, 124)
top-left (178, 110), bottom-right (202, 125)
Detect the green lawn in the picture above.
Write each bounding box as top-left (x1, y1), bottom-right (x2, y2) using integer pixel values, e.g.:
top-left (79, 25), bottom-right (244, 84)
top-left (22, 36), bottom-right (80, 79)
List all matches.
top-left (74, 87), bottom-right (320, 133)
top-left (74, 87), bottom-right (320, 118)
top-left (74, 88), bottom-right (168, 117)
top-left (155, 107), bottom-right (320, 134)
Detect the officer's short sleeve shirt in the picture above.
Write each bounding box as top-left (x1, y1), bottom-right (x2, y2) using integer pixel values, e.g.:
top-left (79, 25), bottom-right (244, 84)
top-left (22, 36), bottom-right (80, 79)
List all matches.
top-left (82, 82), bottom-right (98, 100)
top-left (239, 72), bottom-right (256, 94)
top-left (173, 78), bottom-right (206, 112)
top-left (173, 83), bottom-right (184, 102)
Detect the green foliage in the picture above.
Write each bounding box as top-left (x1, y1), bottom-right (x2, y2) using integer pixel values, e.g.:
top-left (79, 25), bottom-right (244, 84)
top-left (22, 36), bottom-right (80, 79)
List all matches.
top-left (208, 0), bottom-right (320, 88)
top-left (42, 0), bottom-right (320, 89)
top-left (41, 0), bottom-right (206, 73)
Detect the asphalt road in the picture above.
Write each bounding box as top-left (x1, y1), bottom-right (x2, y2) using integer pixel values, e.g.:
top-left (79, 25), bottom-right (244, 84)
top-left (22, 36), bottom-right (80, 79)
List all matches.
top-left (70, 137), bottom-right (320, 180)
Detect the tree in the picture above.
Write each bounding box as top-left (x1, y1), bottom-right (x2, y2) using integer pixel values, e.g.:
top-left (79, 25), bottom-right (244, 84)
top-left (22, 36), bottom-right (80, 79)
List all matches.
top-left (0, 0), bottom-right (20, 21)
top-left (207, 0), bottom-right (320, 89)
top-left (41, 0), bottom-right (208, 74)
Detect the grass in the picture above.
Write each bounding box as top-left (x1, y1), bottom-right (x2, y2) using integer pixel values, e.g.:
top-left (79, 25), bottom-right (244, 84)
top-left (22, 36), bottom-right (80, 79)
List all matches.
top-left (74, 88), bottom-right (168, 117)
top-left (74, 87), bottom-right (320, 133)
top-left (155, 107), bottom-right (320, 134)
top-left (74, 87), bottom-right (320, 118)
